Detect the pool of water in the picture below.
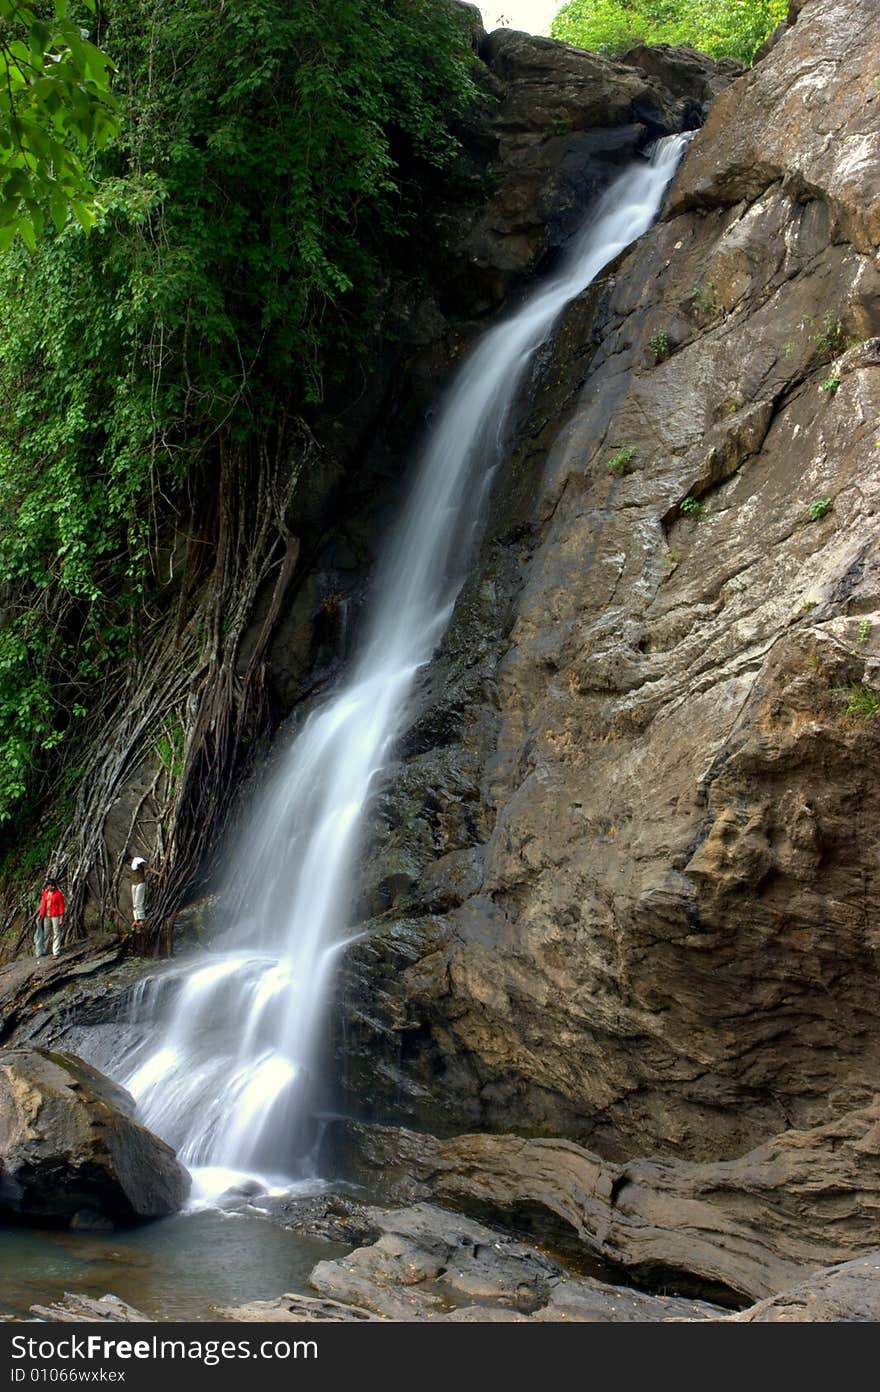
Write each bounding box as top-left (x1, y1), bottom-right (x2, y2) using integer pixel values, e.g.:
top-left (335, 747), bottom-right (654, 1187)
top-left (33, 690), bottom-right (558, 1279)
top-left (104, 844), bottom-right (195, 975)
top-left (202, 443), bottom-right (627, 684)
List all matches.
top-left (0, 1209), bottom-right (351, 1321)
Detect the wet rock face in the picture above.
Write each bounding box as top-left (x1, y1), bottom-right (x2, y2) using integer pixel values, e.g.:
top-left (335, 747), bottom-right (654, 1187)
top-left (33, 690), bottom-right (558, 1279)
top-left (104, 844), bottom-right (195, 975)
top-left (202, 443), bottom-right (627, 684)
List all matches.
top-left (335, 0), bottom-right (880, 1168)
top-left (0, 1047), bottom-right (189, 1226)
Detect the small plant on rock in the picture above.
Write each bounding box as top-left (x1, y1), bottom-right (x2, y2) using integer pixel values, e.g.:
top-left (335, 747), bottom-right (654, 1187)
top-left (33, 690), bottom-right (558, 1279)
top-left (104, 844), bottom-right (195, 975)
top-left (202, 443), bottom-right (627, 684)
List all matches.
top-left (820, 373), bottom-right (840, 393)
top-left (857, 619), bottom-right (871, 644)
top-left (812, 311), bottom-right (845, 358)
top-left (649, 330), bottom-right (670, 361)
top-left (846, 683), bottom-right (880, 718)
top-left (607, 445), bottom-right (636, 476)
top-left (680, 495), bottom-right (706, 527)
top-left (807, 497), bottom-right (832, 522)
top-left (693, 281), bottom-right (719, 317)
top-left (546, 117), bottom-right (571, 139)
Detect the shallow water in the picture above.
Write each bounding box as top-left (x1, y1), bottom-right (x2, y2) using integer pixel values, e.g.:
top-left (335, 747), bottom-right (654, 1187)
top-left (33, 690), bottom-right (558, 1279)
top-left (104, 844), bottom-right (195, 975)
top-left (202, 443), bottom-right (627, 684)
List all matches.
top-left (0, 1210), bottom-right (349, 1321)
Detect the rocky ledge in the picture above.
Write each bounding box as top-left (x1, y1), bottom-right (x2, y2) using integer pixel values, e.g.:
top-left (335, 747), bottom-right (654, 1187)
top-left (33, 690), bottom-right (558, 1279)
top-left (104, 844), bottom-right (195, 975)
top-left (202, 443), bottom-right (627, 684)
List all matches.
top-left (321, 1114), bottom-right (880, 1303)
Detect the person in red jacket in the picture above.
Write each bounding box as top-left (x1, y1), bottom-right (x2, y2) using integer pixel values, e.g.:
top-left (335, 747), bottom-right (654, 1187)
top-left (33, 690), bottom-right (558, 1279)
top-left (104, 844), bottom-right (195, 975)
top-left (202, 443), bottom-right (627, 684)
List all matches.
top-left (43, 879), bottom-right (65, 957)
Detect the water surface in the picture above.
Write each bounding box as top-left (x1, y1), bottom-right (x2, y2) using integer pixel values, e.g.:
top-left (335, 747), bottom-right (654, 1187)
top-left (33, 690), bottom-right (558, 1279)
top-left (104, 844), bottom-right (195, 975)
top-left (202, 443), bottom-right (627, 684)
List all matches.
top-left (0, 1211), bottom-right (349, 1321)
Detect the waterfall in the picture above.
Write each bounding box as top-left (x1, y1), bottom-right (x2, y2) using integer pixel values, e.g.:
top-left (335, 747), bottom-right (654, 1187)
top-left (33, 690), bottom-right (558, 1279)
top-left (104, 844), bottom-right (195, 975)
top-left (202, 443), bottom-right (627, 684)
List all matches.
top-left (112, 135), bottom-right (690, 1201)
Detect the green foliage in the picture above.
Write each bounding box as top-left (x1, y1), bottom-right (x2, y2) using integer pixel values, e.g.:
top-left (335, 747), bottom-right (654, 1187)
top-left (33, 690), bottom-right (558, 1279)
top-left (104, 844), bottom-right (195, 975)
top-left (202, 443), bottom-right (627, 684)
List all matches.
top-left (820, 373), bottom-right (840, 393)
top-left (807, 498), bottom-right (832, 522)
top-left (607, 444), bottom-right (636, 475)
top-left (846, 683), bottom-right (879, 719)
top-left (649, 329), bottom-right (670, 360)
top-left (155, 720), bottom-right (185, 784)
top-left (0, 0), bottom-right (478, 825)
top-left (551, 0), bottom-right (787, 65)
top-left (857, 619), bottom-right (871, 645)
top-left (544, 117), bottom-right (571, 140)
top-left (101, 0), bottom-right (478, 408)
top-left (0, 0), bottom-right (118, 247)
top-left (679, 494), bottom-right (706, 525)
top-left (812, 311), bottom-right (845, 358)
top-left (692, 279), bottom-right (719, 317)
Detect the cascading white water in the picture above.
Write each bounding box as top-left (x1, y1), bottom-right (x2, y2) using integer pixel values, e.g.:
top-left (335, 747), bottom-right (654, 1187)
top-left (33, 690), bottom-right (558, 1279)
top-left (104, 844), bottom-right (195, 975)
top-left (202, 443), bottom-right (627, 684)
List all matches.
top-left (111, 136), bottom-right (690, 1200)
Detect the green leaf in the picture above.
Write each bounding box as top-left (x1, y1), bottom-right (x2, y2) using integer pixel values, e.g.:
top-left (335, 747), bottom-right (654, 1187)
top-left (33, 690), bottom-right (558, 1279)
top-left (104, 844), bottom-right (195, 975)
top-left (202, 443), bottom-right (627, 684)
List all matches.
top-left (17, 216), bottom-right (36, 251)
top-left (49, 191), bottom-right (67, 233)
top-left (70, 200), bottom-right (95, 231)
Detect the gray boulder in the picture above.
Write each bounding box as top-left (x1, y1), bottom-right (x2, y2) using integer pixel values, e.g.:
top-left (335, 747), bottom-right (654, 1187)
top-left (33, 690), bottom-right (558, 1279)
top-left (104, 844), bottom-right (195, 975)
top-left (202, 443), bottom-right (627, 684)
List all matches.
top-left (725, 1255), bottom-right (880, 1322)
top-left (0, 1047), bottom-right (189, 1226)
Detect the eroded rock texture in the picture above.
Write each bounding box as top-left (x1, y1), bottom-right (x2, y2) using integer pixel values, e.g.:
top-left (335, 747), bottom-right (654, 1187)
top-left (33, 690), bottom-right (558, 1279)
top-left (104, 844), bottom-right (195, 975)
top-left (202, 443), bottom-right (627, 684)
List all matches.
top-left (337, 0), bottom-right (880, 1177)
top-left (323, 1115), bottom-right (880, 1302)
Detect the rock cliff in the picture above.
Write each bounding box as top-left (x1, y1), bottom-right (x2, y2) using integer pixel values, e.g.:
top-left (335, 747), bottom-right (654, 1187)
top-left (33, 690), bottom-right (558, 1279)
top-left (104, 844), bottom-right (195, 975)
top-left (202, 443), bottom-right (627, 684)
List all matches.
top-left (337, 0), bottom-right (880, 1189)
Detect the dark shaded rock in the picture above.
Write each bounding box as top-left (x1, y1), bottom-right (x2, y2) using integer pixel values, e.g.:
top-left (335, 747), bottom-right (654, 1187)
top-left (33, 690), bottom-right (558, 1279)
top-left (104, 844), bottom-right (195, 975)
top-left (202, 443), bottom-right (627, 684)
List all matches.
top-left (0, 950), bottom-right (176, 1091)
top-left (69, 1209), bottom-right (115, 1232)
top-left (440, 30), bottom-right (742, 312)
top-left (0, 1048), bottom-right (189, 1226)
top-left (253, 1193), bottom-right (381, 1247)
top-left (0, 943), bottom-right (125, 1044)
top-left (620, 43), bottom-right (744, 105)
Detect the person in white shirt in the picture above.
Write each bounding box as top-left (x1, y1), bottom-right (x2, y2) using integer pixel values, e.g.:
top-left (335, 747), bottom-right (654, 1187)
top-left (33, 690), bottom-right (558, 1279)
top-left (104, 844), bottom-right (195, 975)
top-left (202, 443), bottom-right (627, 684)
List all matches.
top-left (125, 854), bottom-right (161, 925)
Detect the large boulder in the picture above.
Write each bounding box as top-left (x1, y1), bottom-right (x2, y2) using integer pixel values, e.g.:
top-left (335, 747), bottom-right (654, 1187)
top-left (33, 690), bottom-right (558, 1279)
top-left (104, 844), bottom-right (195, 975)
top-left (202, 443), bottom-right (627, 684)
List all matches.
top-left (0, 1047), bottom-right (189, 1226)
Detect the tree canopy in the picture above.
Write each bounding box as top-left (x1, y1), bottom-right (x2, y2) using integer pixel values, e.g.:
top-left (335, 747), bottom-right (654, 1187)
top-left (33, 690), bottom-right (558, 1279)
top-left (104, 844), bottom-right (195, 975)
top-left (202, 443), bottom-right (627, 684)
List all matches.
top-left (0, 0), bottom-right (118, 247)
top-left (551, 0), bottom-right (787, 64)
top-left (0, 0), bottom-right (478, 831)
